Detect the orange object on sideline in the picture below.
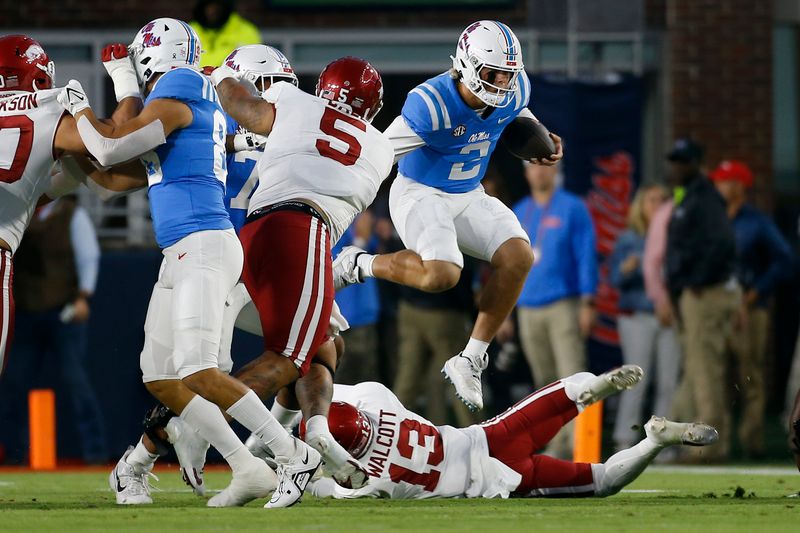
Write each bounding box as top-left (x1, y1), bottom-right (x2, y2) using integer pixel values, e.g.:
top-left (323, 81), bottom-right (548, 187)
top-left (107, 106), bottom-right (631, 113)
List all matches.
top-left (573, 400), bottom-right (602, 463)
top-left (29, 389), bottom-right (56, 470)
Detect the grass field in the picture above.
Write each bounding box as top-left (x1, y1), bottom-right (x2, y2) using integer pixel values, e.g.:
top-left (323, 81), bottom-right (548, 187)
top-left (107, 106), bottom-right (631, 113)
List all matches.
top-left (1, 466), bottom-right (799, 532)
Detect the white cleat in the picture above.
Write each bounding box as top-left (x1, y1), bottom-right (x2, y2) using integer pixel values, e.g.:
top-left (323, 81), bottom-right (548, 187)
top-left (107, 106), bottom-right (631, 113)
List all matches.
top-left (265, 437), bottom-right (322, 508)
top-left (332, 245), bottom-right (366, 290)
top-left (109, 446), bottom-right (158, 505)
top-left (576, 364), bottom-right (644, 408)
top-left (442, 351), bottom-right (487, 412)
top-left (305, 432), bottom-right (368, 489)
top-left (165, 417), bottom-right (209, 496)
top-left (645, 416), bottom-right (719, 447)
top-left (206, 458), bottom-right (277, 508)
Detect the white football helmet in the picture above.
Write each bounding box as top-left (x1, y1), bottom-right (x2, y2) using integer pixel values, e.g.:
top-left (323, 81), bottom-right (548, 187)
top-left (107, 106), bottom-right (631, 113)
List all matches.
top-left (128, 18), bottom-right (202, 88)
top-left (222, 45), bottom-right (298, 95)
top-left (451, 20), bottom-right (525, 108)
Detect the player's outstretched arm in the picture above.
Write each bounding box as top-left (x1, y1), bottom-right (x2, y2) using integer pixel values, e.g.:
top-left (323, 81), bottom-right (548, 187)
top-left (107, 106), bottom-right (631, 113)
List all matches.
top-left (101, 43), bottom-right (144, 126)
top-left (211, 67), bottom-right (275, 136)
top-left (58, 79), bottom-right (190, 167)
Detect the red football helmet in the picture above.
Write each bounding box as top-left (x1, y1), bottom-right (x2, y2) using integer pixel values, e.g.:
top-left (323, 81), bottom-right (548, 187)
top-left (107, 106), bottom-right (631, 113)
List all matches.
top-left (300, 401), bottom-right (373, 459)
top-left (0, 35), bottom-right (55, 93)
top-left (315, 56), bottom-right (383, 122)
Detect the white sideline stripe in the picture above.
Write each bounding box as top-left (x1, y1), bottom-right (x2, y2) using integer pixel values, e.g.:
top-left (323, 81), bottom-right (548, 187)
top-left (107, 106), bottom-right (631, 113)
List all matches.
top-left (282, 218), bottom-right (319, 357)
top-left (648, 465), bottom-right (798, 476)
top-left (420, 83), bottom-right (451, 129)
top-left (296, 224), bottom-right (327, 364)
top-left (410, 88), bottom-right (440, 130)
top-left (529, 482), bottom-right (594, 496)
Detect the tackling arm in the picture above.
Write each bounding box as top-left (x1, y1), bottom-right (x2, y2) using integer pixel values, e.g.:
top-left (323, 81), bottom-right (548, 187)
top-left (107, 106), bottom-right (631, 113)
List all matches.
top-left (212, 70), bottom-right (275, 136)
top-left (383, 115), bottom-right (425, 164)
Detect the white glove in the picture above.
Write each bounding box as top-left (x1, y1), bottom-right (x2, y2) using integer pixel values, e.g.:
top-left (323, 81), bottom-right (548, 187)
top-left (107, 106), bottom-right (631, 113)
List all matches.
top-left (232, 131), bottom-right (268, 152)
top-left (101, 43), bottom-right (140, 102)
top-left (58, 79), bottom-right (90, 116)
top-left (209, 64), bottom-right (237, 87)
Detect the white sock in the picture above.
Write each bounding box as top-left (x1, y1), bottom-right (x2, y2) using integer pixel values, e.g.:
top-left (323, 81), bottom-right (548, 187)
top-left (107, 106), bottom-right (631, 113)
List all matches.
top-left (270, 400), bottom-right (302, 432)
top-left (227, 390), bottom-right (295, 458)
top-left (125, 437), bottom-right (159, 473)
top-left (181, 394), bottom-right (247, 470)
top-left (463, 337), bottom-right (490, 363)
top-left (592, 437), bottom-right (662, 496)
top-left (356, 253), bottom-right (376, 278)
top-left (306, 415), bottom-right (351, 466)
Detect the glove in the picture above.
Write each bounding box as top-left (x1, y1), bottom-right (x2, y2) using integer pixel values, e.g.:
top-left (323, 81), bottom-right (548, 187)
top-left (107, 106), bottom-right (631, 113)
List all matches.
top-left (102, 43), bottom-right (140, 102)
top-left (58, 79), bottom-right (90, 116)
top-left (232, 131), bottom-right (268, 152)
top-left (200, 65), bottom-right (216, 76)
top-left (209, 64), bottom-right (237, 87)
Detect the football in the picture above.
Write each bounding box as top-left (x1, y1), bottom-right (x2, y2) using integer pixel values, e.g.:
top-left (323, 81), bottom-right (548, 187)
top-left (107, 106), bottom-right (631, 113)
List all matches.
top-left (500, 116), bottom-right (557, 161)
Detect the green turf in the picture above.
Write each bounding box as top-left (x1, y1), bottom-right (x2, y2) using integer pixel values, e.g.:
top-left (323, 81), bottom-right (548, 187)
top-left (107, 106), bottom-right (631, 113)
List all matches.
top-left (0, 467), bottom-right (798, 532)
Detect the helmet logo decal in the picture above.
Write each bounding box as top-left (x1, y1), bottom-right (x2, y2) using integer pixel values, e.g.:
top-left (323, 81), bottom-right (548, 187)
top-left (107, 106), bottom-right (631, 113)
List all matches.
top-left (142, 32), bottom-right (162, 48)
top-left (23, 44), bottom-right (46, 63)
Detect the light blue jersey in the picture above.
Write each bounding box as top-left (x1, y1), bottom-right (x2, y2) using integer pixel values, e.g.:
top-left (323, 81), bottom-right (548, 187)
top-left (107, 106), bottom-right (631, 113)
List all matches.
top-left (142, 67), bottom-right (233, 248)
top-left (224, 116), bottom-right (261, 234)
top-left (398, 71), bottom-right (531, 193)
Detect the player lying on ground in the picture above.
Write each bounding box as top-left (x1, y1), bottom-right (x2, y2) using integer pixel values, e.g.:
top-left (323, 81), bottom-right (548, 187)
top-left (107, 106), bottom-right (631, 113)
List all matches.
top-left (299, 365), bottom-right (718, 499)
top-left (332, 20), bottom-right (563, 413)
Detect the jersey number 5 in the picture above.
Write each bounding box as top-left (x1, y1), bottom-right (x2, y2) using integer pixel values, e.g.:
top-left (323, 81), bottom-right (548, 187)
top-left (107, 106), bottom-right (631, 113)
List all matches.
top-left (315, 107), bottom-right (365, 166)
top-left (388, 419), bottom-right (444, 492)
top-left (0, 115), bottom-right (34, 184)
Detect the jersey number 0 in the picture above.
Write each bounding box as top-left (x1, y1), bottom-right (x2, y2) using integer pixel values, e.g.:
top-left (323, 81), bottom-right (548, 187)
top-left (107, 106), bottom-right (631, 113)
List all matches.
top-left (0, 115), bottom-right (34, 184)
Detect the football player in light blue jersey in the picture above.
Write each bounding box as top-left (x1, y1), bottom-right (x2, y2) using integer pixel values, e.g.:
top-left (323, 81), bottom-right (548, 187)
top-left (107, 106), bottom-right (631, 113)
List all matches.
top-left (59, 19), bottom-right (321, 508)
top-left (334, 21), bottom-right (563, 412)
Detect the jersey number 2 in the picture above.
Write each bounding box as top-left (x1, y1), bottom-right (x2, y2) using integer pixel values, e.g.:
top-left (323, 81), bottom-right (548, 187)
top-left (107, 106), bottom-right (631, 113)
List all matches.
top-left (0, 115), bottom-right (34, 184)
top-left (315, 107), bottom-right (365, 166)
top-left (388, 419), bottom-right (444, 492)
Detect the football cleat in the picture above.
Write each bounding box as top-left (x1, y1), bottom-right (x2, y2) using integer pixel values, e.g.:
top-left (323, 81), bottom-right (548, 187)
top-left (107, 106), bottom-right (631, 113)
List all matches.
top-left (305, 431), bottom-right (368, 489)
top-left (644, 416), bottom-right (719, 447)
top-left (442, 351), bottom-right (488, 412)
top-left (332, 245), bottom-right (366, 290)
top-left (206, 457), bottom-right (277, 508)
top-left (265, 437), bottom-right (322, 508)
top-left (576, 364), bottom-right (644, 408)
top-left (109, 446), bottom-right (158, 505)
top-left (165, 417), bottom-right (209, 496)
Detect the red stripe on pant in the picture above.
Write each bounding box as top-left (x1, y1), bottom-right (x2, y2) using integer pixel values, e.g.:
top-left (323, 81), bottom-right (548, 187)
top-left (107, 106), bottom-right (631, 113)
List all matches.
top-left (239, 210), bottom-right (334, 377)
top-left (0, 250), bottom-right (15, 376)
top-left (481, 379), bottom-right (593, 495)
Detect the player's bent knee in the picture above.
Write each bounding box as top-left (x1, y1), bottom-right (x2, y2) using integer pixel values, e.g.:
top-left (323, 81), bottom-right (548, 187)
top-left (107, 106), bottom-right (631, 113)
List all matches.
top-left (494, 238), bottom-right (534, 276)
top-left (420, 261), bottom-right (461, 292)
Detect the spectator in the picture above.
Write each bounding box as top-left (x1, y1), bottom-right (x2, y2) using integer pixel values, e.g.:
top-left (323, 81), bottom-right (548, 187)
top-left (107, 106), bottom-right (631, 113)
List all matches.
top-left (332, 213), bottom-right (381, 385)
top-left (512, 161), bottom-right (598, 459)
top-left (610, 184), bottom-right (681, 450)
top-left (664, 138), bottom-right (739, 462)
top-left (0, 196), bottom-right (107, 464)
top-left (392, 258), bottom-right (480, 428)
top-left (190, 0), bottom-right (261, 67)
top-left (710, 160), bottom-right (794, 458)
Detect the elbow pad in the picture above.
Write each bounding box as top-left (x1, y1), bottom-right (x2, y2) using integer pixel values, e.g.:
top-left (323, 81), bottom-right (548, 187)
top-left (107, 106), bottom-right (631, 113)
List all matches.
top-left (77, 116), bottom-right (166, 166)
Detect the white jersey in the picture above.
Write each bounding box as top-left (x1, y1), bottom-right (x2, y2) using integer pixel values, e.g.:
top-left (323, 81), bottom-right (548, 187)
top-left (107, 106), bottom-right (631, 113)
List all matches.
top-left (247, 82), bottom-right (393, 245)
top-left (309, 382), bottom-right (521, 500)
top-left (0, 88), bottom-right (64, 253)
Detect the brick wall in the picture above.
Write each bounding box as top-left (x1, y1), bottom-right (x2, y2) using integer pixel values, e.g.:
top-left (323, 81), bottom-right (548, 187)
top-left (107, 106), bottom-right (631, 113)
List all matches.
top-left (1, 0), bottom-right (527, 29)
top-left (664, 0), bottom-right (774, 206)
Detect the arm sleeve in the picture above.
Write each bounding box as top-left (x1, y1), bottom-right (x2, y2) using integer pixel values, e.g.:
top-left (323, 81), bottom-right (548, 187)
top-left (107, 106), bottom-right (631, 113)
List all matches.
top-left (572, 200), bottom-right (598, 296)
top-left (643, 203), bottom-right (671, 308)
top-left (77, 116), bottom-right (166, 167)
top-left (147, 68), bottom-right (204, 104)
top-left (70, 207), bottom-right (101, 295)
top-left (754, 215), bottom-right (795, 297)
top-left (383, 115), bottom-right (425, 163)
